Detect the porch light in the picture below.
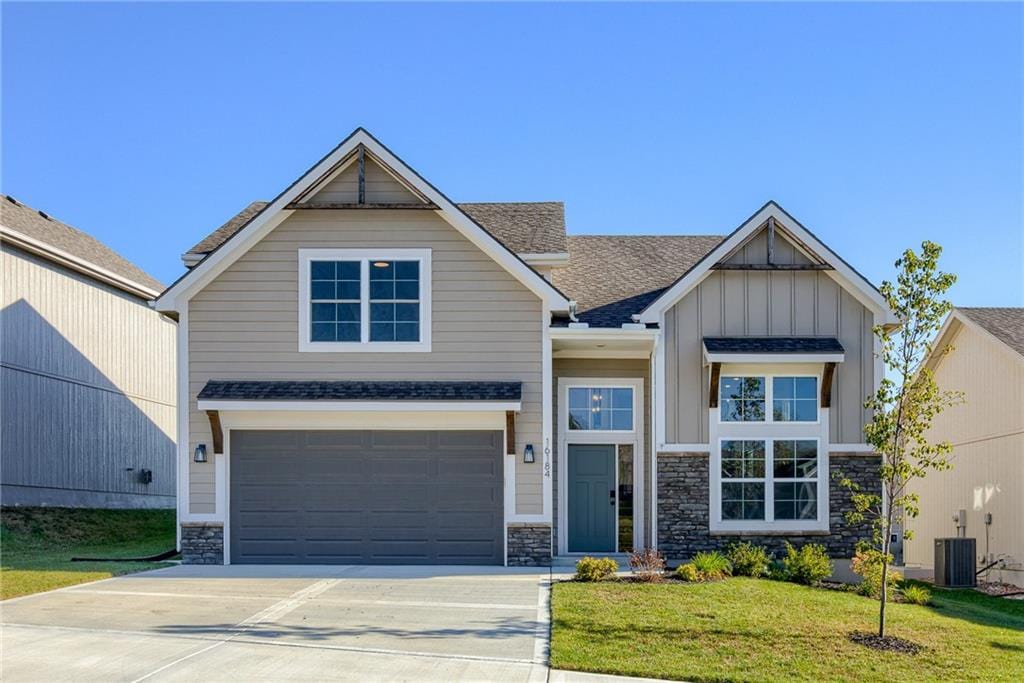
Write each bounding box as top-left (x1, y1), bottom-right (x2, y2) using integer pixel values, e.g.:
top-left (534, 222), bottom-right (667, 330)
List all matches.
top-left (194, 444), bottom-right (208, 463)
top-left (523, 444), bottom-right (535, 464)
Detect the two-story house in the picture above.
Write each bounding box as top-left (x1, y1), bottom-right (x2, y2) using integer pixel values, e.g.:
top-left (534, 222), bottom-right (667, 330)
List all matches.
top-left (154, 129), bottom-right (892, 566)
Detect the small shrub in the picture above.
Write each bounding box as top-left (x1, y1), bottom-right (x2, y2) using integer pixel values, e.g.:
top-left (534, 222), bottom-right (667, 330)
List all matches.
top-left (628, 548), bottom-right (666, 582)
top-left (901, 584), bottom-right (932, 606)
top-left (575, 556), bottom-right (618, 582)
top-left (782, 542), bottom-right (833, 585)
top-left (691, 551), bottom-right (732, 581)
top-left (726, 541), bottom-right (771, 577)
top-left (851, 548), bottom-right (901, 599)
top-left (675, 563), bottom-right (699, 582)
top-left (766, 560), bottom-right (790, 582)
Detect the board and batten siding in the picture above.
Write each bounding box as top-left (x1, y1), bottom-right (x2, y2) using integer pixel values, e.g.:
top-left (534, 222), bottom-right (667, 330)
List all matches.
top-left (904, 320), bottom-right (1024, 583)
top-left (1, 244), bottom-right (176, 506)
top-left (187, 209), bottom-right (544, 515)
top-left (663, 269), bottom-right (875, 445)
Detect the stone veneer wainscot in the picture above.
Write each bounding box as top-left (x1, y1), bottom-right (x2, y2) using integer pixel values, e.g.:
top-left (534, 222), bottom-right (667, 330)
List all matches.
top-left (181, 523), bottom-right (224, 564)
top-left (657, 452), bottom-right (878, 560)
top-left (507, 523), bottom-right (552, 566)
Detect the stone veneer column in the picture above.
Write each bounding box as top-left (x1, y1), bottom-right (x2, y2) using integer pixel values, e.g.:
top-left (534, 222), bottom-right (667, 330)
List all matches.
top-left (180, 522), bottom-right (224, 564)
top-left (657, 452), bottom-right (879, 562)
top-left (507, 523), bottom-right (552, 566)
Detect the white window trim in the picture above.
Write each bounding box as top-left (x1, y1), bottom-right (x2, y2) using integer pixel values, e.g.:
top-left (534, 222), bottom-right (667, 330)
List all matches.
top-left (565, 383), bottom-right (637, 434)
top-left (716, 372), bottom-right (822, 426)
top-left (709, 364), bottom-right (829, 533)
top-left (712, 436), bottom-right (826, 532)
top-left (557, 377), bottom-right (645, 555)
top-left (298, 248), bottom-right (432, 352)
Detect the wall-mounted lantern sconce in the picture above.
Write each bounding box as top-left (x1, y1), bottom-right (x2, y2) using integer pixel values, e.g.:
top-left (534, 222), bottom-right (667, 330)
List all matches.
top-left (523, 444), bottom-right (535, 464)
top-left (194, 444), bottom-right (208, 463)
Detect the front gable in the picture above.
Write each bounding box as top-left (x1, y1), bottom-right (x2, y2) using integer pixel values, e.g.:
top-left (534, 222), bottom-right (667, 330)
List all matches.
top-left (155, 128), bottom-right (570, 314)
top-left (638, 201), bottom-right (897, 325)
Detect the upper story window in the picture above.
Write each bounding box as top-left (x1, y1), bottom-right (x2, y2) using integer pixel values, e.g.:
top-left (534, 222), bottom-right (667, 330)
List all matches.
top-left (568, 387), bottom-right (634, 431)
top-left (720, 375), bottom-right (818, 423)
top-left (299, 249), bottom-right (431, 352)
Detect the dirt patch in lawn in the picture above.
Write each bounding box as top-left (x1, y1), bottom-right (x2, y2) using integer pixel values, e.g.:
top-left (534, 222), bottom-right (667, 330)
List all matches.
top-left (848, 630), bottom-right (923, 654)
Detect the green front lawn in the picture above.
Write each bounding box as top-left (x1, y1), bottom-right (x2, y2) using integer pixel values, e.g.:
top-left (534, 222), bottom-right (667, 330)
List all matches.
top-left (1, 507), bottom-right (176, 600)
top-left (551, 577), bottom-right (1024, 682)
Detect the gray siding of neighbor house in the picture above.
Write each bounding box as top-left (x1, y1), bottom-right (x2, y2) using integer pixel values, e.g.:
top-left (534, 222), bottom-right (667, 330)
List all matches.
top-left (187, 208), bottom-right (544, 515)
top-left (553, 357), bottom-right (652, 549)
top-left (663, 231), bottom-right (876, 445)
top-left (1, 244), bottom-right (177, 507)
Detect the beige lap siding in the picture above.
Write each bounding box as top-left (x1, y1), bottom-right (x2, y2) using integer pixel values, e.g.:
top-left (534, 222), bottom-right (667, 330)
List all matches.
top-left (187, 209), bottom-right (544, 515)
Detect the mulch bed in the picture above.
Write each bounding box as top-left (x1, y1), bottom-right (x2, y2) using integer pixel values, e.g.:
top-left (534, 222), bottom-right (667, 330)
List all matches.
top-left (976, 581), bottom-right (1024, 600)
top-left (848, 631), bottom-right (923, 654)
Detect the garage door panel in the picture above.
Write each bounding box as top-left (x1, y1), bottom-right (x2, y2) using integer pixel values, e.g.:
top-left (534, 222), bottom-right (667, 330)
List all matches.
top-left (230, 429), bottom-right (504, 564)
top-left (437, 455), bottom-right (499, 478)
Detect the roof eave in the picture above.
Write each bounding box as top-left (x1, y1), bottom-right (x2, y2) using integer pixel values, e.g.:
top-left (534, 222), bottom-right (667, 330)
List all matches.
top-left (1, 225), bottom-right (162, 300)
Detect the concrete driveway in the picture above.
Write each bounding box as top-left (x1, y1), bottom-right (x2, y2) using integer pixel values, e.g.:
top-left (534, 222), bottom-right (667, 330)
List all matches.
top-left (1, 564), bottom-right (553, 682)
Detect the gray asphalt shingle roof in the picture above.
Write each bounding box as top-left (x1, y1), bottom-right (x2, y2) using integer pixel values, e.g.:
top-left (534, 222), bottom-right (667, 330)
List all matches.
top-left (198, 380), bottom-right (523, 402)
top-left (186, 201), bottom-right (567, 257)
top-left (551, 234), bottom-right (724, 327)
top-left (703, 337), bottom-right (845, 355)
top-left (1, 194), bottom-right (163, 294)
top-left (959, 307), bottom-right (1024, 357)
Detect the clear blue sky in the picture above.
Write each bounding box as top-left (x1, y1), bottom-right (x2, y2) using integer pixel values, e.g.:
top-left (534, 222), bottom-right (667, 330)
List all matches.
top-left (3, 2), bottom-right (1021, 304)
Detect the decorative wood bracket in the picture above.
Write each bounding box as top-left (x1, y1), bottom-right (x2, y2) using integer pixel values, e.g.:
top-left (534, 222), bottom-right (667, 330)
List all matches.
top-left (767, 216), bottom-right (776, 265)
top-left (709, 362), bottom-right (721, 408)
top-left (357, 144), bottom-right (366, 205)
top-left (506, 411), bottom-right (516, 455)
top-left (821, 362), bottom-right (836, 408)
top-left (206, 410), bottom-right (224, 455)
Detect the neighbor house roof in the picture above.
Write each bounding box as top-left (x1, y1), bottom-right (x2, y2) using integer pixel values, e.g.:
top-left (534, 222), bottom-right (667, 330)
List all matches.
top-left (0, 194), bottom-right (163, 297)
top-left (550, 235), bottom-right (724, 326)
top-left (185, 200), bottom-right (568, 258)
top-left (197, 379), bottom-right (523, 402)
top-left (958, 307), bottom-right (1024, 357)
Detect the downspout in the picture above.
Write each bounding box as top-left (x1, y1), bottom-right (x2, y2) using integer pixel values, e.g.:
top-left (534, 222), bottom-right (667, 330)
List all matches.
top-left (568, 300), bottom-right (579, 323)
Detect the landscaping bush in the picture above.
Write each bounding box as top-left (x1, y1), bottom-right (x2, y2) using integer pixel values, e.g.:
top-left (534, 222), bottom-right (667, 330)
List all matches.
top-left (766, 560), bottom-right (790, 582)
top-left (781, 542), bottom-right (833, 585)
top-left (628, 548), bottom-right (666, 582)
top-left (691, 551), bottom-right (732, 581)
top-left (674, 563), bottom-right (699, 582)
top-left (726, 541), bottom-right (771, 577)
top-left (901, 584), bottom-right (932, 606)
top-left (851, 548), bottom-right (901, 599)
top-left (575, 556), bottom-right (618, 582)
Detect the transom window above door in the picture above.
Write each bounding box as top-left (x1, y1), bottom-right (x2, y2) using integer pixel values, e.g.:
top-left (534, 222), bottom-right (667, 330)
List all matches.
top-left (568, 387), bottom-right (634, 431)
top-left (719, 375), bottom-right (819, 423)
top-left (298, 249), bottom-right (431, 352)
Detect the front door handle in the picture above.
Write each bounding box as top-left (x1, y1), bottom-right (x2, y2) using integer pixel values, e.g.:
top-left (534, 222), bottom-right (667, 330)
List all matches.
top-left (610, 489), bottom-right (616, 505)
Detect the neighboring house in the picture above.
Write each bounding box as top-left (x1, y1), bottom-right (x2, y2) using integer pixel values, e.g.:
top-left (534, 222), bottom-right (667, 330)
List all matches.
top-left (905, 307), bottom-right (1024, 586)
top-left (1, 196), bottom-right (176, 508)
top-left (155, 129), bottom-right (894, 566)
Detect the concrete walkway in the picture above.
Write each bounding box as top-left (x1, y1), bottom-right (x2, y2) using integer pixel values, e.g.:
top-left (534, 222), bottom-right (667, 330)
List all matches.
top-left (0, 564), bottom-right (651, 682)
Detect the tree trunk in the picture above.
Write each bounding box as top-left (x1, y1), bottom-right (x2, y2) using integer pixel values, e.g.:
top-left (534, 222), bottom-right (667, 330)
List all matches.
top-left (879, 510), bottom-right (892, 638)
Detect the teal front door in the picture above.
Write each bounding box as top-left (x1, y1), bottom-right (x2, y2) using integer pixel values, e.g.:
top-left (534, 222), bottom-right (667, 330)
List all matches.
top-left (568, 444), bottom-right (616, 553)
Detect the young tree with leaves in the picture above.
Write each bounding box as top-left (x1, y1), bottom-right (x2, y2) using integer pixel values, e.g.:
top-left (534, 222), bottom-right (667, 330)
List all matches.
top-left (841, 241), bottom-right (962, 639)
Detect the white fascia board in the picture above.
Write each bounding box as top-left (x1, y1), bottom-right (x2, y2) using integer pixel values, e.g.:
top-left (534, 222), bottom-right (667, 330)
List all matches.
top-left (154, 128), bottom-right (570, 313)
top-left (1, 226), bottom-right (162, 300)
top-left (637, 202), bottom-right (897, 325)
top-left (521, 252), bottom-right (570, 267)
top-left (704, 352), bottom-right (846, 364)
top-left (196, 399), bottom-right (522, 412)
top-left (549, 327), bottom-right (659, 341)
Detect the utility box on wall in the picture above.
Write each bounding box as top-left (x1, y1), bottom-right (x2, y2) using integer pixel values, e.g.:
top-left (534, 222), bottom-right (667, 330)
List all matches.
top-left (934, 538), bottom-right (977, 588)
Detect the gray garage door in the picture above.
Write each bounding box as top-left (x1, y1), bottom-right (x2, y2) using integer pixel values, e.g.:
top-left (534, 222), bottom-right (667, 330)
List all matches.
top-left (230, 430), bottom-right (504, 565)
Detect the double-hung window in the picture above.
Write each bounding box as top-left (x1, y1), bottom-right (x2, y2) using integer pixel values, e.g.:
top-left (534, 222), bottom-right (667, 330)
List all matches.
top-left (299, 249), bottom-right (431, 352)
top-left (713, 371), bottom-right (826, 531)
